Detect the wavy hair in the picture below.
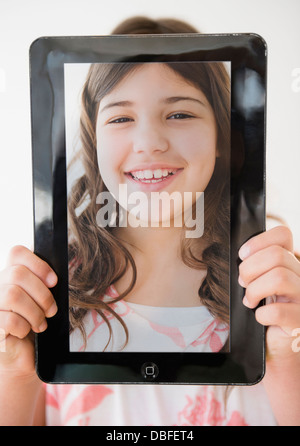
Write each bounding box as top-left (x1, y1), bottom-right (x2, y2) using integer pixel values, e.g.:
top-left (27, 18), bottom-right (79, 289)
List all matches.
top-left (68, 17), bottom-right (230, 351)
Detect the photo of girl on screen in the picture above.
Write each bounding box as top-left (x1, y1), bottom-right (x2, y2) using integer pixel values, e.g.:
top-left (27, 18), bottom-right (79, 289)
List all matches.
top-left (66, 59), bottom-right (231, 353)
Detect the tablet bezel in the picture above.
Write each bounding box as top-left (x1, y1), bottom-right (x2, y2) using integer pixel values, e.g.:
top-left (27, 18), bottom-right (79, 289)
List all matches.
top-left (30, 33), bottom-right (267, 384)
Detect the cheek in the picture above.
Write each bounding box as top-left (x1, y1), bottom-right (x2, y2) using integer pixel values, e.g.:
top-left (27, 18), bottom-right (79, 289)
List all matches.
top-left (96, 144), bottom-right (120, 199)
top-left (96, 132), bottom-right (128, 178)
top-left (177, 125), bottom-right (216, 159)
top-left (179, 127), bottom-right (217, 189)
top-left (189, 158), bottom-right (216, 195)
top-left (176, 121), bottom-right (217, 155)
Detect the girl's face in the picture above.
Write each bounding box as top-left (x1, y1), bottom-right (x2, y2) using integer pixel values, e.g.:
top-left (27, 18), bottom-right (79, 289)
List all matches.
top-left (96, 63), bottom-right (218, 225)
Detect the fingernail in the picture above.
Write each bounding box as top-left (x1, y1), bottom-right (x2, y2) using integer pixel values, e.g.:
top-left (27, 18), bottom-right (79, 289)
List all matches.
top-left (46, 271), bottom-right (57, 287)
top-left (46, 302), bottom-right (58, 318)
top-left (239, 244), bottom-right (250, 260)
top-left (38, 320), bottom-right (48, 332)
top-left (0, 328), bottom-right (6, 342)
top-left (238, 276), bottom-right (246, 287)
top-left (243, 296), bottom-right (251, 308)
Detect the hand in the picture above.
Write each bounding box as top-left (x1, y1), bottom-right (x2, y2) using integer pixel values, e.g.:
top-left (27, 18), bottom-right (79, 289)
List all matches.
top-left (0, 246), bottom-right (58, 377)
top-left (238, 225), bottom-right (300, 362)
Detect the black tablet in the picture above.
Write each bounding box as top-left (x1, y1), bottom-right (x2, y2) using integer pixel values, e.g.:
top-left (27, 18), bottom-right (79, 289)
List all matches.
top-left (30, 33), bottom-right (267, 384)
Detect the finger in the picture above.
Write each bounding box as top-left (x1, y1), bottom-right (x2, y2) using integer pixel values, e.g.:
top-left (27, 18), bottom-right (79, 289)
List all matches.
top-left (239, 226), bottom-right (294, 260)
top-left (239, 245), bottom-right (300, 288)
top-left (0, 284), bottom-right (48, 333)
top-left (243, 267), bottom-right (300, 309)
top-left (255, 302), bottom-right (300, 336)
top-left (0, 265), bottom-right (57, 318)
top-left (0, 311), bottom-right (33, 340)
top-left (6, 245), bottom-right (57, 288)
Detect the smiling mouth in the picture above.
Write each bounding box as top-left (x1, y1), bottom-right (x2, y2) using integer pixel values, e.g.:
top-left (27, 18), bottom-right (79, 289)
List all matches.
top-left (125, 168), bottom-right (181, 184)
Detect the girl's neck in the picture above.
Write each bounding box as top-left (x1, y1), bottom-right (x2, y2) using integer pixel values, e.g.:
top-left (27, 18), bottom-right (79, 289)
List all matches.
top-left (114, 224), bottom-right (183, 262)
top-left (112, 224), bottom-right (207, 307)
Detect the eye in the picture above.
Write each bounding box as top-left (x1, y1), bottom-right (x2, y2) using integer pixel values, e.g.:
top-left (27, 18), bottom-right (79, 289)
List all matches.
top-left (167, 113), bottom-right (195, 120)
top-left (107, 117), bottom-right (134, 124)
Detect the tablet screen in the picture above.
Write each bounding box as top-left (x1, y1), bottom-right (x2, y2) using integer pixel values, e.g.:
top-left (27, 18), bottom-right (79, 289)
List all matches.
top-left (64, 61), bottom-right (231, 354)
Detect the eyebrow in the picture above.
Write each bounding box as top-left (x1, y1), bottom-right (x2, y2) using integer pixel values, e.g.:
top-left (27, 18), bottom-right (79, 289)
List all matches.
top-left (99, 100), bottom-right (133, 114)
top-left (99, 96), bottom-right (206, 113)
top-left (163, 96), bottom-right (206, 108)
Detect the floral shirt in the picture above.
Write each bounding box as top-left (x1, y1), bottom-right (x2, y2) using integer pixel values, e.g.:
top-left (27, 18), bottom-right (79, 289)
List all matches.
top-left (45, 382), bottom-right (276, 426)
top-left (69, 285), bottom-right (229, 352)
top-left (45, 286), bottom-right (277, 426)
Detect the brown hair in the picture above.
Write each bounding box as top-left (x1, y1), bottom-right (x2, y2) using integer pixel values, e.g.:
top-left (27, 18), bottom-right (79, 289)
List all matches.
top-left (68, 17), bottom-right (230, 350)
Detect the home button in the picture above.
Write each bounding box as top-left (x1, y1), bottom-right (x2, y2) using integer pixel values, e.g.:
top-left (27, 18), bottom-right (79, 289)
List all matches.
top-left (141, 362), bottom-right (159, 381)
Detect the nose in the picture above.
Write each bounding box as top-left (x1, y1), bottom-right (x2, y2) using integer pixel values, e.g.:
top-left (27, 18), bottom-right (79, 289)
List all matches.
top-left (132, 120), bottom-right (169, 154)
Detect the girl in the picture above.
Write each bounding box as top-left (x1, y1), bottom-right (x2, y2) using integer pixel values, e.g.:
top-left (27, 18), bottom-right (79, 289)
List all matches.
top-left (67, 56), bottom-right (230, 353)
top-left (0, 16), bottom-right (300, 426)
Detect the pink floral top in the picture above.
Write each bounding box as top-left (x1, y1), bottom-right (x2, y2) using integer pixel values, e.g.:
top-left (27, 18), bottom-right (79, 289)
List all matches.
top-left (44, 286), bottom-right (277, 426)
top-left (45, 382), bottom-right (276, 426)
top-left (69, 285), bottom-right (229, 352)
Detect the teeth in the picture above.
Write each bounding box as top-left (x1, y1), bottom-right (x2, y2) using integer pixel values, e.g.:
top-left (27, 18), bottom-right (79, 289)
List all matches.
top-left (144, 170), bottom-right (153, 179)
top-left (153, 169), bottom-right (162, 179)
top-left (130, 169), bottom-right (176, 181)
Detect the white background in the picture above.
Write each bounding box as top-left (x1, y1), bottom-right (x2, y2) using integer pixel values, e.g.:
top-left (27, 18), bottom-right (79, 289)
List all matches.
top-left (0, 0), bottom-right (299, 269)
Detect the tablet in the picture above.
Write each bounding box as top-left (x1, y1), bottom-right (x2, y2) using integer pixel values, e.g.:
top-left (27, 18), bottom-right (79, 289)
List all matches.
top-left (30, 33), bottom-right (267, 384)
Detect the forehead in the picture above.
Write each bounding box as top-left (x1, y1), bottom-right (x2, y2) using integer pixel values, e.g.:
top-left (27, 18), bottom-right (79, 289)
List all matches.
top-left (100, 63), bottom-right (203, 102)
